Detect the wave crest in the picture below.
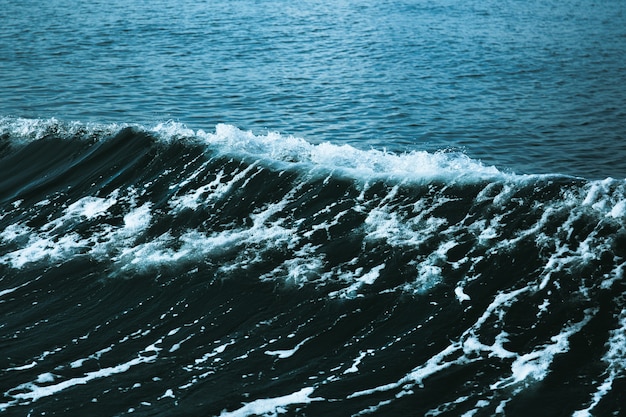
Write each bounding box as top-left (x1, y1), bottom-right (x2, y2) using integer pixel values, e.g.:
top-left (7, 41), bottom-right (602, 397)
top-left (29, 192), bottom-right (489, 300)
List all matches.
top-left (2, 117), bottom-right (505, 182)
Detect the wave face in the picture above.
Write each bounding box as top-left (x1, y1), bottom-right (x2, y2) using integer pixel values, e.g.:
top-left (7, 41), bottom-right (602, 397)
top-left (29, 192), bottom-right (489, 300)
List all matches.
top-left (1, 118), bottom-right (625, 416)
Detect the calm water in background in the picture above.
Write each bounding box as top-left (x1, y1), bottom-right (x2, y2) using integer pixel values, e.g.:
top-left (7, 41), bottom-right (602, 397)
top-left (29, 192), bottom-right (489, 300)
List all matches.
top-left (1, 0), bottom-right (625, 178)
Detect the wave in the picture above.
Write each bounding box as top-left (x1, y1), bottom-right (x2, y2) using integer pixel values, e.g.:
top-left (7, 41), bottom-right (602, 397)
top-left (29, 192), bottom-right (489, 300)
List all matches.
top-left (1, 117), bottom-right (625, 416)
top-left (1, 116), bottom-right (508, 181)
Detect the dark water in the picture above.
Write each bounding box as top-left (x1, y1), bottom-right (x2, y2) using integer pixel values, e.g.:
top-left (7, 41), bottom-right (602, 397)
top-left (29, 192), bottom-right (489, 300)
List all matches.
top-left (1, 120), bottom-right (625, 416)
top-left (1, 1), bottom-right (626, 416)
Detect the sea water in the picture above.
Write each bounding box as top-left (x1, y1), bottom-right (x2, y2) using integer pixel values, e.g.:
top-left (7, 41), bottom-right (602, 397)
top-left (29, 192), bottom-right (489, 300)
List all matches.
top-left (1, 1), bottom-right (626, 416)
top-left (2, 0), bottom-right (626, 178)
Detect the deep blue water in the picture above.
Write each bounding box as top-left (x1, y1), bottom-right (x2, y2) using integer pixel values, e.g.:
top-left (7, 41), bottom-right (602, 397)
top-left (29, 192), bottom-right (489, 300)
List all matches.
top-left (2, 1), bottom-right (626, 416)
top-left (1, 0), bottom-right (626, 178)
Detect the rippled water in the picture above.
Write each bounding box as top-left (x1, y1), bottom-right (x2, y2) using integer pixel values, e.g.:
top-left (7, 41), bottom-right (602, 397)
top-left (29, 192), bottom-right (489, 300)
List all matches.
top-left (1, 0), bottom-right (625, 178)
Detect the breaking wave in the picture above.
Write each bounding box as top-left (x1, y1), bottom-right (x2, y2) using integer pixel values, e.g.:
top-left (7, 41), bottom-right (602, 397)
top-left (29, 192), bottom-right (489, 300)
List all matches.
top-left (1, 117), bottom-right (625, 416)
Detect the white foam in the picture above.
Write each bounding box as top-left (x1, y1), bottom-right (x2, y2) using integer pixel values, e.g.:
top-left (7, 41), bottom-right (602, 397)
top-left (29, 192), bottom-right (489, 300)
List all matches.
top-left (0, 116), bottom-right (122, 143)
top-left (193, 340), bottom-right (236, 365)
top-left (454, 286), bottom-right (471, 302)
top-left (117, 204), bottom-right (297, 272)
top-left (328, 264), bottom-right (386, 299)
top-left (492, 308), bottom-right (596, 389)
top-left (282, 254), bottom-right (325, 285)
top-left (5, 361), bottom-right (37, 371)
top-left (0, 234), bottom-right (81, 269)
top-left (601, 261), bottom-right (625, 290)
top-left (69, 345), bottom-right (114, 369)
top-left (349, 285), bottom-right (598, 415)
top-left (9, 354), bottom-right (155, 402)
top-left (0, 189), bottom-right (157, 269)
top-left (122, 203), bottom-right (152, 233)
top-left (65, 195), bottom-right (118, 220)
top-left (178, 123), bottom-right (505, 183)
top-left (349, 287), bottom-right (527, 400)
top-left (0, 278), bottom-right (36, 299)
top-left (169, 171), bottom-right (225, 210)
top-left (608, 199), bottom-right (626, 218)
top-left (3, 117), bottom-right (502, 183)
top-left (573, 305), bottom-right (626, 416)
top-left (167, 327), bottom-right (196, 353)
top-left (344, 350), bottom-right (373, 374)
top-left (581, 178), bottom-right (626, 216)
top-left (158, 389), bottom-right (175, 400)
top-left (36, 373), bottom-right (55, 383)
top-left (0, 223), bottom-right (31, 241)
top-left (582, 178), bottom-right (616, 208)
top-left (218, 387), bottom-right (322, 417)
top-left (151, 121), bottom-right (195, 141)
top-left (170, 163), bottom-right (260, 212)
top-left (265, 336), bottom-right (313, 359)
top-left (0, 117), bottom-right (67, 141)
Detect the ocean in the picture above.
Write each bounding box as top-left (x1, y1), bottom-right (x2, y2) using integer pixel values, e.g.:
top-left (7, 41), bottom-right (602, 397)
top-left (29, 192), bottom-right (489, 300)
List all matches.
top-left (1, 0), bottom-right (625, 416)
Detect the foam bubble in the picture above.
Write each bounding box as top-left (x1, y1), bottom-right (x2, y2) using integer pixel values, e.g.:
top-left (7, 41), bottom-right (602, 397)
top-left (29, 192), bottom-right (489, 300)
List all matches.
top-left (218, 387), bottom-right (323, 417)
top-left (608, 199), bottom-right (626, 218)
top-left (122, 203), bottom-right (152, 233)
top-left (0, 116), bottom-right (122, 143)
top-left (329, 264), bottom-right (386, 299)
top-left (454, 287), bottom-right (471, 302)
top-left (0, 117), bottom-right (533, 184)
top-left (195, 124), bottom-right (505, 182)
top-left (65, 195), bottom-right (118, 220)
top-left (344, 350), bottom-right (373, 375)
top-left (265, 336), bottom-right (313, 359)
top-left (571, 305), bottom-right (626, 416)
top-left (7, 354), bottom-right (156, 403)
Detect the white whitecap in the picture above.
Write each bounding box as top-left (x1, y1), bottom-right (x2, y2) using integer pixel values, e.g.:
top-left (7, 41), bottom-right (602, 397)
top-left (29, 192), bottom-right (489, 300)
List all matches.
top-left (218, 387), bottom-right (323, 417)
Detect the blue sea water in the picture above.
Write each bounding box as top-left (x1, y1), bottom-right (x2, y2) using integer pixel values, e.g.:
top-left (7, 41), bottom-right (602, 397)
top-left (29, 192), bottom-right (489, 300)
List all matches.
top-left (1, 0), bottom-right (625, 178)
top-left (2, 1), bottom-right (626, 416)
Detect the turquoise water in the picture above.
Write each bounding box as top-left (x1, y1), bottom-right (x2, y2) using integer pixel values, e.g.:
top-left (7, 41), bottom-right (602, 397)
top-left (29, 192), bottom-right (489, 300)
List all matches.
top-left (1, 0), bottom-right (625, 178)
